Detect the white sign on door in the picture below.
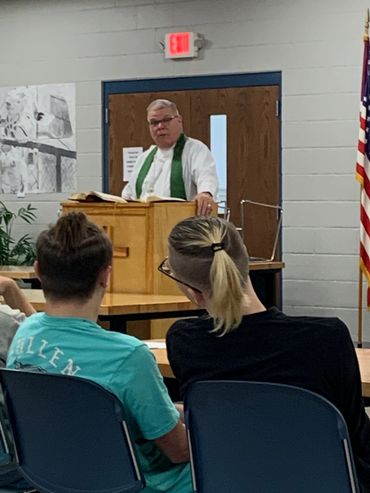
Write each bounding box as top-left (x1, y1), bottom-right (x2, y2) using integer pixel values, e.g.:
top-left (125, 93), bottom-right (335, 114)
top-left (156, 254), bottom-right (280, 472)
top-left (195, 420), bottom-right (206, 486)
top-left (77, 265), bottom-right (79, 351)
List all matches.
top-left (122, 147), bottom-right (143, 181)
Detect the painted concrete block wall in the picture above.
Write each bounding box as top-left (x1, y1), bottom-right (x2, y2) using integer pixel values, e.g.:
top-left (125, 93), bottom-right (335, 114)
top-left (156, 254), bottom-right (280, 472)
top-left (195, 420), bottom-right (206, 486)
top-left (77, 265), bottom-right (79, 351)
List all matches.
top-left (1, 0), bottom-right (369, 339)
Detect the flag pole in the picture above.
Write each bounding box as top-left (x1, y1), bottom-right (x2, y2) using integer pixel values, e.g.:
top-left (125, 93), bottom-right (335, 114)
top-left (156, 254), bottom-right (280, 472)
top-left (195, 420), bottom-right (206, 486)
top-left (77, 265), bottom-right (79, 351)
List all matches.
top-left (358, 9), bottom-right (369, 348)
top-left (362, 9), bottom-right (369, 94)
top-left (358, 268), bottom-right (363, 347)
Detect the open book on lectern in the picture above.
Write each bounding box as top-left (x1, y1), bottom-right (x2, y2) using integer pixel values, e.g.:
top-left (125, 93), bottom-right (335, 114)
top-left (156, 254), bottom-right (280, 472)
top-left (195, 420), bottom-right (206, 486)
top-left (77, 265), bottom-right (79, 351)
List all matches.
top-left (68, 191), bottom-right (186, 204)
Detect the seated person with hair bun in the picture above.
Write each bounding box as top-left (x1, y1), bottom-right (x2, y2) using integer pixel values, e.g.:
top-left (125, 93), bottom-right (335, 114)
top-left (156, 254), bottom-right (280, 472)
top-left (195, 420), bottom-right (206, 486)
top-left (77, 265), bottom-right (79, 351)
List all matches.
top-left (163, 215), bottom-right (370, 492)
top-left (7, 211), bottom-right (192, 493)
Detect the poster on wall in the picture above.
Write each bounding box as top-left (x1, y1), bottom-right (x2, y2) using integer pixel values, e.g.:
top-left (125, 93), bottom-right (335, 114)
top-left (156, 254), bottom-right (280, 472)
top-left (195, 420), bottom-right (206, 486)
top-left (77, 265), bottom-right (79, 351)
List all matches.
top-left (122, 146), bottom-right (143, 181)
top-left (0, 83), bottom-right (76, 195)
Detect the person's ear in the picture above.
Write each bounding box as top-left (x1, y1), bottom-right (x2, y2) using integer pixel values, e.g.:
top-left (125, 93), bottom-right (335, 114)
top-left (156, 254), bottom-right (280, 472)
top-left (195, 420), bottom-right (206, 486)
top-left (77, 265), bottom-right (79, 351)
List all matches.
top-left (191, 289), bottom-right (206, 307)
top-left (99, 265), bottom-right (112, 289)
top-left (33, 260), bottom-right (41, 280)
top-left (181, 285), bottom-right (206, 308)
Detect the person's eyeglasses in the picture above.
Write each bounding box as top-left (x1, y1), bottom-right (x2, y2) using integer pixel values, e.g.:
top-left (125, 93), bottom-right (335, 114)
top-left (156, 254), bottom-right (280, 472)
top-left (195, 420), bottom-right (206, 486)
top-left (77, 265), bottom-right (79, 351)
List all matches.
top-left (158, 257), bottom-right (201, 293)
top-left (148, 115), bottom-right (179, 128)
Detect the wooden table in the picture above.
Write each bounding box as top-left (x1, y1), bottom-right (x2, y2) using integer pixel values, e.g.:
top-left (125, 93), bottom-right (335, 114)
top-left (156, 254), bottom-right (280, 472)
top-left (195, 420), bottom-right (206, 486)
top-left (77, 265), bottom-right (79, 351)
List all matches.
top-left (21, 290), bottom-right (204, 332)
top-left (0, 262), bottom-right (281, 277)
top-left (0, 266), bottom-right (37, 279)
top-left (356, 348), bottom-right (370, 398)
top-left (149, 345), bottom-right (174, 379)
top-left (249, 261), bottom-right (284, 272)
top-left (148, 344), bottom-right (370, 399)
top-left (0, 265), bottom-right (40, 289)
top-left (0, 261), bottom-right (283, 310)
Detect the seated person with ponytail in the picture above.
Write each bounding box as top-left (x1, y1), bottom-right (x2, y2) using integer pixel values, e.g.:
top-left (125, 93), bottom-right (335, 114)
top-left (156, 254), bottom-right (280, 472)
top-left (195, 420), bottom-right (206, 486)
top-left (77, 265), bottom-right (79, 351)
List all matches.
top-left (7, 212), bottom-right (192, 493)
top-left (162, 216), bottom-right (370, 491)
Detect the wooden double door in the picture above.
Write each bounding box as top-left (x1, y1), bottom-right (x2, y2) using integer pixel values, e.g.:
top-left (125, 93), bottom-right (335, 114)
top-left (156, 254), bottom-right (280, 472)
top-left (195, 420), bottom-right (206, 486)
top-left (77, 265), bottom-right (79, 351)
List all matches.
top-left (107, 84), bottom-right (280, 260)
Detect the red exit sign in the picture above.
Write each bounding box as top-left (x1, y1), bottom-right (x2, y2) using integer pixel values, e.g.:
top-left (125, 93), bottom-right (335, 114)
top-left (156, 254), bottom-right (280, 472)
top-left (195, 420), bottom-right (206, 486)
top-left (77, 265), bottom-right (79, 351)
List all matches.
top-left (165, 32), bottom-right (198, 59)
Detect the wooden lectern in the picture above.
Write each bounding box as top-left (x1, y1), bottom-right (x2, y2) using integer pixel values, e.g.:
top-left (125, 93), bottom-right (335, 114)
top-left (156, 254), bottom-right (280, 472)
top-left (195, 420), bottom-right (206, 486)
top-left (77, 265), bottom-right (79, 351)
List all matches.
top-left (62, 200), bottom-right (197, 337)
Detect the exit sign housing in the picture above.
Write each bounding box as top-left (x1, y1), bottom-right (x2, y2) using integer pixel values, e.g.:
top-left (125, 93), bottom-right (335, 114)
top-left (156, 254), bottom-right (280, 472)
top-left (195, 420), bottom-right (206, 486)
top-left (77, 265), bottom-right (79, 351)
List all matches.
top-left (164, 32), bottom-right (199, 59)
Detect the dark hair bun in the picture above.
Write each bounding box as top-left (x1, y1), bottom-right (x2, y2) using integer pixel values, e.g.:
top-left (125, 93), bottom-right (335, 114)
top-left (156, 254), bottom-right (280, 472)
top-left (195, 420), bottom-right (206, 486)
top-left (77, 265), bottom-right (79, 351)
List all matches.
top-left (54, 212), bottom-right (88, 251)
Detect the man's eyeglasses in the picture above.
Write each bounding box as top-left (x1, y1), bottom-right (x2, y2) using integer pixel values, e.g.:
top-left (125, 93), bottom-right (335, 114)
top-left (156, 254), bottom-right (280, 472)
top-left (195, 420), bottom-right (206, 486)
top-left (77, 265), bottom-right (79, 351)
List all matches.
top-left (148, 115), bottom-right (179, 128)
top-left (158, 257), bottom-right (201, 293)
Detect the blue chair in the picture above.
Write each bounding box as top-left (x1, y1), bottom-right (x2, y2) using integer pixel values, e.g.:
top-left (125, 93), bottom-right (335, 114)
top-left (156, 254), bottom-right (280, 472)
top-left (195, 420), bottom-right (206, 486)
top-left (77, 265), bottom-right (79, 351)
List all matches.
top-left (184, 380), bottom-right (359, 493)
top-left (0, 369), bottom-right (144, 493)
top-left (0, 403), bottom-right (33, 492)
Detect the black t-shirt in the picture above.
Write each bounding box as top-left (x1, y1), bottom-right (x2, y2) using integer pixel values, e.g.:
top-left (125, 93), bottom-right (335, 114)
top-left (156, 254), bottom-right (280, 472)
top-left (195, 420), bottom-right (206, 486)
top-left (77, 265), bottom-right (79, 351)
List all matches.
top-left (166, 307), bottom-right (370, 491)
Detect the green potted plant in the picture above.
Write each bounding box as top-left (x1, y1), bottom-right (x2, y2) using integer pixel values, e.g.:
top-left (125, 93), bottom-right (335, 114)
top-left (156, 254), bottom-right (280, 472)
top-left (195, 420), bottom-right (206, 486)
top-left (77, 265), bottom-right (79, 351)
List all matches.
top-left (0, 201), bottom-right (37, 266)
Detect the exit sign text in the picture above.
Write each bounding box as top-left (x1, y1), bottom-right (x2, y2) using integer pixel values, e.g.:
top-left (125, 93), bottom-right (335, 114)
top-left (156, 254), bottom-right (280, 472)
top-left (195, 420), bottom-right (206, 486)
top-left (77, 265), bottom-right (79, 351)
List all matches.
top-left (165, 32), bottom-right (198, 59)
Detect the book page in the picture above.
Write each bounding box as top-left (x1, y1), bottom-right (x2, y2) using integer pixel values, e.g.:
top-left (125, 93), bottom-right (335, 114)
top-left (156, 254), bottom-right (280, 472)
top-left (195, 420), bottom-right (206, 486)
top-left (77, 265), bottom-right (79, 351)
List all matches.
top-left (68, 191), bottom-right (127, 203)
top-left (92, 191), bottom-right (127, 203)
top-left (68, 192), bottom-right (88, 200)
top-left (143, 340), bottom-right (166, 349)
top-left (145, 195), bottom-right (186, 203)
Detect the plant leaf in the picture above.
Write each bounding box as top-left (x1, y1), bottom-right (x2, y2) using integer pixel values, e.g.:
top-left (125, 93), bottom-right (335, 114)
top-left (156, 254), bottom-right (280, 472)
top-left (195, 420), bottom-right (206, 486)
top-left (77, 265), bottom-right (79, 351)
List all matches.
top-left (0, 202), bottom-right (37, 265)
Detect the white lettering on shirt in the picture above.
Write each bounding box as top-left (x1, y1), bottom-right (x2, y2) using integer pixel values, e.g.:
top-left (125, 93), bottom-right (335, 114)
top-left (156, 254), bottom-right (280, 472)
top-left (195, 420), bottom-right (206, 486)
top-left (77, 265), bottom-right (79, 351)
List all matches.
top-left (38, 339), bottom-right (48, 359)
top-left (49, 347), bottom-right (64, 368)
top-left (26, 336), bottom-right (34, 354)
top-left (9, 336), bottom-right (82, 376)
top-left (61, 360), bottom-right (81, 376)
top-left (15, 338), bottom-right (25, 355)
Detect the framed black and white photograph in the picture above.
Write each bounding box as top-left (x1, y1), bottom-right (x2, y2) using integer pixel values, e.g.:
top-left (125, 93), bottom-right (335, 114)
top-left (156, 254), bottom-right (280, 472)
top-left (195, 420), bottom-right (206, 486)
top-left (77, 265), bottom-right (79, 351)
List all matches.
top-left (0, 83), bottom-right (76, 195)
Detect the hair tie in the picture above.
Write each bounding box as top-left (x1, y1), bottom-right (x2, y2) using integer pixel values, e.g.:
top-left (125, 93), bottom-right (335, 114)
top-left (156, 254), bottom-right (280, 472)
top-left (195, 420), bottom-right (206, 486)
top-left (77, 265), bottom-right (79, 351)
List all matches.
top-left (211, 242), bottom-right (224, 252)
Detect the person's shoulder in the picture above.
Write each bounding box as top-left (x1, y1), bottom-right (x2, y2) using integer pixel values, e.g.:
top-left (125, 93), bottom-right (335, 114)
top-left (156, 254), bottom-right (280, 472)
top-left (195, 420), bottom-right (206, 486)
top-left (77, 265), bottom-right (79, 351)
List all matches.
top-left (185, 137), bottom-right (209, 150)
top-left (167, 316), bottom-right (212, 340)
top-left (10, 311), bottom-right (45, 336)
top-left (270, 308), bottom-right (337, 325)
top-left (142, 145), bottom-right (156, 156)
top-left (171, 315), bottom-right (211, 330)
top-left (100, 330), bottom-right (145, 348)
top-left (103, 331), bottom-right (151, 357)
top-left (286, 313), bottom-right (346, 330)
top-left (24, 311), bottom-right (45, 322)
top-left (131, 146), bottom-right (156, 166)
top-left (277, 310), bottom-right (350, 339)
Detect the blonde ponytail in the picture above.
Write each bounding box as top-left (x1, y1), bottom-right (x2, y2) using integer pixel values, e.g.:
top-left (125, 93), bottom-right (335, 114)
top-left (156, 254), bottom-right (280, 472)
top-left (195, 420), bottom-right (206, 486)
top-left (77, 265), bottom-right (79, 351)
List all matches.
top-left (168, 216), bottom-right (249, 336)
top-left (208, 250), bottom-right (245, 335)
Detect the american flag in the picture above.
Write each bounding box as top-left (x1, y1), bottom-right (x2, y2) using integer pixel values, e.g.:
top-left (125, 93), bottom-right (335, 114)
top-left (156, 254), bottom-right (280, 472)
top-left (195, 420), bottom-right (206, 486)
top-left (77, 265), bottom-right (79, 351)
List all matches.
top-left (356, 29), bottom-right (370, 306)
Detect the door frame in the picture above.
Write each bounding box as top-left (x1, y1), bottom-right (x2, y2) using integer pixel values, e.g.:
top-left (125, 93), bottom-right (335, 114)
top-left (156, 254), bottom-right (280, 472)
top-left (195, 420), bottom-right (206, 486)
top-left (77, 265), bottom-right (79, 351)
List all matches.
top-left (102, 71), bottom-right (282, 193)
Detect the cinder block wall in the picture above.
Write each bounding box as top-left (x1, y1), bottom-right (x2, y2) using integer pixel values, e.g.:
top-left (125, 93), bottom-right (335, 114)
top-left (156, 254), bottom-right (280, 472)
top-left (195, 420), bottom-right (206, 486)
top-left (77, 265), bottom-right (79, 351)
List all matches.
top-left (1, 0), bottom-right (367, 339)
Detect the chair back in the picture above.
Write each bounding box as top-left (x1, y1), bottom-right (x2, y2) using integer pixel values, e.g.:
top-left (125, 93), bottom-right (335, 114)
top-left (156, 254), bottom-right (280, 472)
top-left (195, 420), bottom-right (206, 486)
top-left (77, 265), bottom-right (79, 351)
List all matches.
top-left (0, 403), bottom-right (31, 491)
top-left (0, 368), bottom-right (144, 493)
top-left (184, 380), bottom-right (359, 493)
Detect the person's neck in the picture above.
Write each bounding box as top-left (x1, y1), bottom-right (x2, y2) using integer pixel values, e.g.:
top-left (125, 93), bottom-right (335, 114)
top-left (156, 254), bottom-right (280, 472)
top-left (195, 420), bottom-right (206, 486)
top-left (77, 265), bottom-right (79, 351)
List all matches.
top-left (202, 278), bottom-right (266, 318)
top-left (44, 290), bottom-right (103, 322)
top-left (158, 142), bottom-right (176, 151)
top-left (240, 278), bottom-right (267, 316)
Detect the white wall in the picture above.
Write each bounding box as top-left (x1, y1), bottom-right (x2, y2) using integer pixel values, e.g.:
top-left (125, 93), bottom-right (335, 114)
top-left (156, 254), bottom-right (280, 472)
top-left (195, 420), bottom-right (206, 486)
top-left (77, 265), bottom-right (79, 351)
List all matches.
top-left (1, 0), bottom-right (368, 339)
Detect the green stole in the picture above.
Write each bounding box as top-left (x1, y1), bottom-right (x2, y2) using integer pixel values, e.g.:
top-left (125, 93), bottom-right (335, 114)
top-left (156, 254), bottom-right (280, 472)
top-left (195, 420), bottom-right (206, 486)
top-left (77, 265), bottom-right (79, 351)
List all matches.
top-left (135, 133), bottom-right (187, 199)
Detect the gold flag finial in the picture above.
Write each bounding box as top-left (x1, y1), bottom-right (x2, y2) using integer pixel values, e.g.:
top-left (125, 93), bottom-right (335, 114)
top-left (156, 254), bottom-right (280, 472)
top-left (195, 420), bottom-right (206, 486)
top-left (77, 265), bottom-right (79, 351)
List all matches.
top-left (365, 9), bottom-right (369, 41)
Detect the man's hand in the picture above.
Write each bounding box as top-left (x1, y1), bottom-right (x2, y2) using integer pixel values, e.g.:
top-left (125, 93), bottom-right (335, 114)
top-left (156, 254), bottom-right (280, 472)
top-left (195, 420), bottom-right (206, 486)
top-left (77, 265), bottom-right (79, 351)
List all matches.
top-left (195, 192), bottom-right (215, 216)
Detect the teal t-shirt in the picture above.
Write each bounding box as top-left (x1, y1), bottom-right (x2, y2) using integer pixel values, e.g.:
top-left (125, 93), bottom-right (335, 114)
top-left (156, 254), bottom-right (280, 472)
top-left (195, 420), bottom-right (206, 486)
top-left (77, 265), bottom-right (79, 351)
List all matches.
top-left (7, 313), bottom-right (192, 493)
